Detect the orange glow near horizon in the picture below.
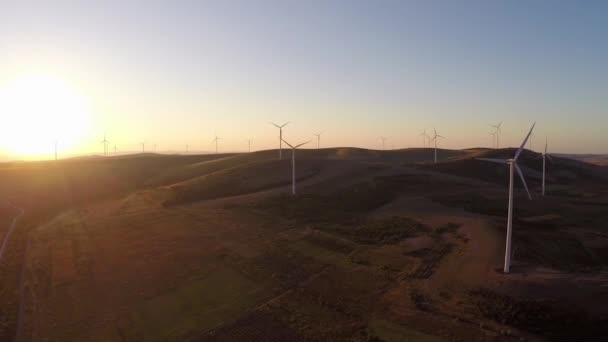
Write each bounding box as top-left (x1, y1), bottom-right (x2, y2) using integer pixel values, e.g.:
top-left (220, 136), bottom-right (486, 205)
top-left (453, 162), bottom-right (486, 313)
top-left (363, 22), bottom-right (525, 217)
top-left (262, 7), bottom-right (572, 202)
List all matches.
top-left (0, 74), bottom-right (93, 158)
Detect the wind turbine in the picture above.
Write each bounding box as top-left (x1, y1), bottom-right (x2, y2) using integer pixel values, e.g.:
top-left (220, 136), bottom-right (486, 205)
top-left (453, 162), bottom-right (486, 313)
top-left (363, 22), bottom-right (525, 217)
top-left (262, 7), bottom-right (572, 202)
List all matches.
top-left (380, 137), bottom-right (387, 150)
top-left (212, 135), bottom-right (221, 154)
top-left (490, 121), bottom-right (502, 149)
top-left (489, 131), bottom-right (497, 149)
top-left (540, 137), bottom-right (552, 197)
top-left (101, 133), bottom-right (109, 156)
top-left (281, 138), bottom-right (310, 195)
top-left (247, 139), bottom-right (253, 153)
top-left (528, 132), bottom-right (534, 151)
top-left (313, 131), bottom-right (324, 149)
top-left (477, 122), bottom-right (535, 273)
top-left (141, 142), bottom-right (145, 153)
top-left (270, 122), bottom-right (290, 159)
top-left (419, 129), bottom-right (429, 148)
top-left (54, 140), bottom-right (58, 161)
top-left (431, 129), bottom-right (445, 164)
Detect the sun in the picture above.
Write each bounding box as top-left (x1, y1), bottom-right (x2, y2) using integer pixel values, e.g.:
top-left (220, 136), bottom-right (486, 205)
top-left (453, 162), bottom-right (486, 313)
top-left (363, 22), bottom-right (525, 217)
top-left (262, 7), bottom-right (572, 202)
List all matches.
top-left (0, 74), bottom-right (92, 158)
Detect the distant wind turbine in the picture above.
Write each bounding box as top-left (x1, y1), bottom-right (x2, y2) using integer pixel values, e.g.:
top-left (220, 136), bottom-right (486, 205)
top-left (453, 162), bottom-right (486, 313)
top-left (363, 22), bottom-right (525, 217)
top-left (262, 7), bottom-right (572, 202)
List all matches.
top-left (247, 139), bottom-right (253, 153)
top-left (431, 129), bottom-right (445, 164)
top-left (141, 142), bottom-right (145, 153)
top-left (101, 133), bottom-right (109, 156)
top-left (212, 135), bottom-right (221, 154)
top-left (313, 131), bottom-right (324, 149)
top-left (380, 137), bottom-right (387, 150)
top-left (419, 129), bottom-right (429, 148)
top-left (528, 132), bottom-right (534, 151)
top-left (281, 139), bottom-right (310, 195)
top-left (490, 121), bottom-right (502, 149)
top-left (540, 138), bottom-right (552, 197)
top-left (477, 122), bottom-right (535, 273)
top-left (54, 140), bottom-right (58, 161)
top-left (270, 122), bottom-right (290, 159)
top-left (489, 131), bottom-right (497, 149)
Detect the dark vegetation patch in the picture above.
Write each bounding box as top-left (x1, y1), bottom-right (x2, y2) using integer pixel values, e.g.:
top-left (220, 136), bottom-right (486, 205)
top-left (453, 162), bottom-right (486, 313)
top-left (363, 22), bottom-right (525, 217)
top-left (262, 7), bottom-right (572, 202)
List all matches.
top-left (220, 246), bottom-right (324, 291)
top-left (472, 288), bottom-right (608, 341)
top-left (407, 243), bottom-right (454, 279)
top-left (194, 311), bottom-right (306, 342)
top-left (322, 216), bottom-right (429, 245)
top-left (305, 233), bottom-right (355, 254)
top-left (254, 176), bottom-right (430, 245)
top-left (258, 174), bottom-right (435, 224)
top-left (514, 230), bottom-right (603, 271)
top-left (432, 192), bottom-right (508, 217)
top-left (166, 160), bottom-right (323, 205)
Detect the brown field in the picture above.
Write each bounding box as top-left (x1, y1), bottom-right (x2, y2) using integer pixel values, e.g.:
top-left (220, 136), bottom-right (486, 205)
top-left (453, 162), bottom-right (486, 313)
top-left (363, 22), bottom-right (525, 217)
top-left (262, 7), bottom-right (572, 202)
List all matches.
top-left (1, 148), bottom-right (607, 341)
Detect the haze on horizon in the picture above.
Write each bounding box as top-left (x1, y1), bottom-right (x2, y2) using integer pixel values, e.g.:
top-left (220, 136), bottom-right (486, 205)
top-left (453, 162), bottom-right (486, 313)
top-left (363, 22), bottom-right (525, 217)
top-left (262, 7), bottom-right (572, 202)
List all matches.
top-left (1, 0), bottom-right (606, 160)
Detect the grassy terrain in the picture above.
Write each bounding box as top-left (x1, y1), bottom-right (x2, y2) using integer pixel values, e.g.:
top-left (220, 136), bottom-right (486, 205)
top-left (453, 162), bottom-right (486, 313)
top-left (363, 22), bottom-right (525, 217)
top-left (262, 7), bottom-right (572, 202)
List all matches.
top-left (0, 149), bottom-right (606, 341)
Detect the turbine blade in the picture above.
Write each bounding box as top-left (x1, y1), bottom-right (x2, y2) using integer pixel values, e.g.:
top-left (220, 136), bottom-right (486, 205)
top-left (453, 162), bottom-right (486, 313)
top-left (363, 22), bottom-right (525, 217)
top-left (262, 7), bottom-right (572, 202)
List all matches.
top-left (477, 158), bottom-right (509, 164)
top-left (281, 139), bottom-right (294, 149)
top-left (514, 163), bottom-right (532, 200)
top-left (270, 122), bottom-right (280, 128)
top-left (280, 122), bottom-right (290, 128)
top-left (514, 122), bottom-right (536, 161)
top-left (295, 141), bottom-right (310, 148)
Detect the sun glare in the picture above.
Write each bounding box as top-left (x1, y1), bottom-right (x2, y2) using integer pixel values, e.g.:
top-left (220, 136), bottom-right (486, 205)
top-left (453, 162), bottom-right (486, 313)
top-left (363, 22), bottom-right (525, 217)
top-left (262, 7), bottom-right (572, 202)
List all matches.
top-left (0, 74), bottom-right (92, 158)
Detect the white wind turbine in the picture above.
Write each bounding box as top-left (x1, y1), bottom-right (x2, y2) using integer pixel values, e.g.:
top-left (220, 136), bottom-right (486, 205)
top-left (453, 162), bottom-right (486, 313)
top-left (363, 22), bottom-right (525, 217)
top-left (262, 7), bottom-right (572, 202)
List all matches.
top-left (477, 122), bottom-right (535, 273)
top-left (247, 139), bottom-right (253, 153)
top-left (281, 138), bottom-right (310, 195)
top-left (313, 131), bottom-right (324, 149)
top-left (489, 131), bottom-right (497, 149)
top-left (490, 121), bottom-right (502, 149)
top-left (380, 137), bottom-right (388, 150)
top-left (431, 128), bottom-right (445, 164)
top-left (540, 137), bottom-right (552, 197)
top-left (419, 129), bottom-right (429, 148)
top-left (141, 142), bottom-right (145, 153)
top-left (212, 135), bottom-right (221, 154)
top-left (271, 122), bottom-right (290, 159)
top-left (54, 140), bottom-right (58, 161)
top-left (101, 133), bottom-right (109, 156)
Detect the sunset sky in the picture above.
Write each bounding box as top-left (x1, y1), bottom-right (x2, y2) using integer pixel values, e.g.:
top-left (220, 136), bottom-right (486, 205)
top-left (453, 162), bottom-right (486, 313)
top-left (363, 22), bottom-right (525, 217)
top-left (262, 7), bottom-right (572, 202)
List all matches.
top-left (1, 1), bottom-right (606, 160)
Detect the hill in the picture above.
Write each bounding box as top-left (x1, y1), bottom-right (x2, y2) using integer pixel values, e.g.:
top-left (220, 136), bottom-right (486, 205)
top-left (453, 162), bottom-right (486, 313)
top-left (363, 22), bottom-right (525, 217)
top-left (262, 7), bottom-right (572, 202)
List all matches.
top-left (0, 148), bottom-right (606, 341)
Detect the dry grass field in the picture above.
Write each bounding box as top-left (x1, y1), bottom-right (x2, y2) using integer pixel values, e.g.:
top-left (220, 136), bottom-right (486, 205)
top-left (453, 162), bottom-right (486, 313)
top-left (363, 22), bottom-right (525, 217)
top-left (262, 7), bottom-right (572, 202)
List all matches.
top-left (1, 148), bottom-right (607, 341)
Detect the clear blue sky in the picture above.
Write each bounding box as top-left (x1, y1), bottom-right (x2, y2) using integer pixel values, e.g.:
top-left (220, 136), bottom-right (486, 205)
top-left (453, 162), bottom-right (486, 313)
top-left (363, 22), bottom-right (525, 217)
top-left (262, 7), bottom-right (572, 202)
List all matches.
top-left (1, 0), bottom-right (606, 158)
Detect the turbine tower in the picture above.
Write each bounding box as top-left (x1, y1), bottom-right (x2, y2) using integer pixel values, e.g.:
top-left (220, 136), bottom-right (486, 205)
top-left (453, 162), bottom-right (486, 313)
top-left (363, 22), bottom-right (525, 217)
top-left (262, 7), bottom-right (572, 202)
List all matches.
top-left (212, 135), bottom-right (221, 154)
top-left (540, 138), bottom-right (552, 197)
top-left (270, 122), bottom-right (290, 159)
top-left (54, 140), bottom-right (58, 161)
top-left (313, 131), bottom-right (324, 149)
top-left (281, 139), bottom-right (310, 195)
top-left (141, 142), bottom-right (145, 153)
top-left (477, 122), bottom-right (535, 273)
top-left (419, 129), bottom-right (429, 148)
top-left (489, 131), bottom-right (497, 149)
top-left (247, 139), bottom-right (253, 153)
top-left (431, 129), bottom-right (445, 164)
top-left (490, 121), bottom-right (502, 149)
top-left (101, 133), bottom-right (109, 156)
top-left (380, 137), bottom-right (387, 150)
